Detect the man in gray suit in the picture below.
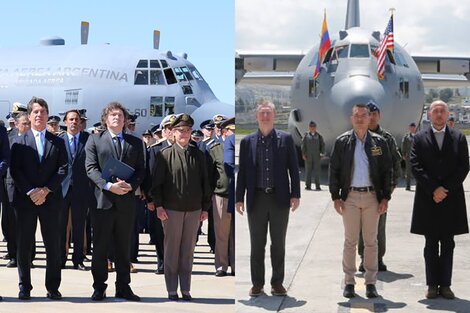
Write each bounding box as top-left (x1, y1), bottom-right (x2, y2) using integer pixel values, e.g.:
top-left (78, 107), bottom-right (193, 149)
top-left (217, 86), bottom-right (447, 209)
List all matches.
top-left (85, 101), bottom-right (145, 301)
top-left (301, 120), bottom-right (325, 190)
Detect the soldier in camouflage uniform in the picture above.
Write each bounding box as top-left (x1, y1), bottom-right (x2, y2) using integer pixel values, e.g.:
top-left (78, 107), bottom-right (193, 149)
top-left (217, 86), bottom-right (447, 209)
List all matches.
top-left (401, 122), bottom-right (417, 190)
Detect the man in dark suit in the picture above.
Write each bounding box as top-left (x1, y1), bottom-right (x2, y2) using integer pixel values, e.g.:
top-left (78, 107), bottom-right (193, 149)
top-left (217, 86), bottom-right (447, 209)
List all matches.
top-left (0, 122), bottom-right (10, 301)
top-left (59, 109), bottom-right (91, 271)
top-left (410, 100), bottom-right (469, 299)
top-left (10, 97), bottom-right (68, 300)
top-left (236, 100), bottom-right (300, 297)
top-left (85, 101), bottom-right (145, 301)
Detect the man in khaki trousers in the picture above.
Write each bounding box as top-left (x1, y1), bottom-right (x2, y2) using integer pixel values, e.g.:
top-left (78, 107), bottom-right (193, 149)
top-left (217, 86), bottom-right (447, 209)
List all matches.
top-left (329, 103), bottom-right (392, 299)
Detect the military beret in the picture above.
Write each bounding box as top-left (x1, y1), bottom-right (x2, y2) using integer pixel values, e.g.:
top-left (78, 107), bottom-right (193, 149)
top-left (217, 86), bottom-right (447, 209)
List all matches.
top-left (212, 114), bottom-right (228, 125)
top-left (160, 114), bottom-right (176, 128)
top-left (220, 117), bottom-right (235, 130)
top-left (171, 113), bottom-right (194, 128)
top-left (12, 102), bottom-right (27, 113)
top-left (309, 120), bottom-right (317, 127)
top-left (200, 119), bottom-right (215, 130)
top-left (367, 100), bottom-right (380, 113)
top-left (47, 115), bottom-right (61, 124)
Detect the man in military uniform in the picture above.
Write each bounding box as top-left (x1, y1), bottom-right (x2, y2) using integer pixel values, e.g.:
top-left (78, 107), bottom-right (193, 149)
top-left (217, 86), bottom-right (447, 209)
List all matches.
top-left (401, 122), bottom-right (417, 191)
top-left (151, 113), bottom-right (211, 301)
top-left (301, 120), bottom-right (325, 190)
top-left (212, 114), bottom-right (227, 143)
top-left (46, 115), bottom-right (61, 135)
top-left (357, 101), bottom-right (401, 273)
top-left (207, 117), bottom-right (234, 277)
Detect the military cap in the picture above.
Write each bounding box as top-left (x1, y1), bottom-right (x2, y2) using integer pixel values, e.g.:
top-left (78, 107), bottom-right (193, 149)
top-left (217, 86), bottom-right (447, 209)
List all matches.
top-left (449, 117), bottom-right (455, 122)
top-left (79, 109), bottom-right (88, 120)
top-left (212, 114), bottom-right (228, 126)
top-left (366, 100), bottom-right (380, 113)
top-left (142, 129), bottom-right (152, 136)
top-left (93, 122), bottom-right (102, 128)
top-left (409, 122), bottom-right (416, 127)
top-left (150, 124), bottom-right (161, 134)
top-left (59, 125), bottom-right (67, 132)
top-left (7, 116), bottom-right (15, 123)
top-left (47, 115), bottom-right (61, 124)
top-left (171, 113), bottom-right (194, 128)
top-left (12, 102), bottom-right (27, 113)
top-left (200, 119), bottom-right (215, 130)
top-left (191, 130), bottom-right (204, 139)
top-left (220, 117), bottom-right (235, 130)
top-left (309, 120), bottom-right (317, 127)
top-left (5, 113), bottom-right (12, 120)
top-left (128, 114), bottom-right (138, 124)
top-left (160, 114), bottom-right (176, 128)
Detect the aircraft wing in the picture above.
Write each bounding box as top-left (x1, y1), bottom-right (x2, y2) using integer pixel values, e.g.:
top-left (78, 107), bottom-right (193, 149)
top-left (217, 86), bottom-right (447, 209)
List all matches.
top-left (236, 51), bottom-right (470, 87)
top-left (236, 50), bottom-right (304, 85)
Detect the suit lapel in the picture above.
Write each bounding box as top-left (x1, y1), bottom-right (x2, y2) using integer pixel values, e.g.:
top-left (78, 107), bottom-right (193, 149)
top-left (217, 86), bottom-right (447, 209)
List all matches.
top-left (42, 131), bottom-right (54, 162)
top-left (104, 131), bottom-right (119, 159)
top-left (427, 127), bottom-right (441, 155)
top-left (250, 133), bottom-right (257, 166)
top-left (25, 130), bottom-right (40, 163)
top-left (121, 134), bottom-right (130, 161)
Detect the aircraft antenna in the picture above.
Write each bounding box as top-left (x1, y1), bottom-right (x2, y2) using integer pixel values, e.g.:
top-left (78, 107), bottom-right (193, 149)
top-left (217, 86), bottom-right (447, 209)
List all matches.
top-left (81, 21), bottom-right (89, 45)
top-left (345, 0), bottom-right (360, 29)
top-left (154, 30), bottom-right (160, 50)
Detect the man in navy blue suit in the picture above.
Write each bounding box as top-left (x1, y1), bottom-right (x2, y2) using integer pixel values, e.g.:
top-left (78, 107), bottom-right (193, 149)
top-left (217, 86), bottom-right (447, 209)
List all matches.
top-left (236, 99), bottom-right (300, 297)
top-left (10, 97), bottom-right (68, 300)
top-left (59, 109), bottom-right (91, 271)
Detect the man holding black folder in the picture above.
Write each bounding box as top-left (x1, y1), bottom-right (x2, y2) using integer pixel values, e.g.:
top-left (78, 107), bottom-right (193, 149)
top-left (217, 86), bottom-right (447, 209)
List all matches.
top-left (85, 101), bottom-right (145, 301)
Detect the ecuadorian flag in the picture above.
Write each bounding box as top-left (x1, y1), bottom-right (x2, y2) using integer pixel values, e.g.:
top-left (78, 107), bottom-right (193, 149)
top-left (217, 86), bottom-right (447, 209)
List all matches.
top-left (313, 12), bottom-right (331, 79)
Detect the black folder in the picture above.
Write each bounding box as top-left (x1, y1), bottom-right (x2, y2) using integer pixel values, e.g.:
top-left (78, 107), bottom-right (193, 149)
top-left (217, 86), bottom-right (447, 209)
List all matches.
top-left (101, 158), bottom-right (135, 182)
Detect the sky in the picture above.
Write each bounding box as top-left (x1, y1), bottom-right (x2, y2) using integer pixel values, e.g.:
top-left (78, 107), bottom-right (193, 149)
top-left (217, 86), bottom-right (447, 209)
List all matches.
top-left (236, 0), bottom-right (470, 57)
top-left (0, 0), bottom-right (234, 105)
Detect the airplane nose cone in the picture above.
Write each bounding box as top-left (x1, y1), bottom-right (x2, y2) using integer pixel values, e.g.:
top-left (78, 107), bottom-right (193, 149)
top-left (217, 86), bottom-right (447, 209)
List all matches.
top-left (190, 100), bottom-right (234, 128)
top-left (330, 75), bottom-right (386, 116)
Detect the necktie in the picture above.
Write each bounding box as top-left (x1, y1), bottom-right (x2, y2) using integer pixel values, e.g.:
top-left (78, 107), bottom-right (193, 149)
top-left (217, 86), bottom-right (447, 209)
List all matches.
top-left (36, 132), bottom-right (44, 161)
top-left (71, 136), bottom-right (77, 159)
top-left (114, 136), bottom-right (122, 159)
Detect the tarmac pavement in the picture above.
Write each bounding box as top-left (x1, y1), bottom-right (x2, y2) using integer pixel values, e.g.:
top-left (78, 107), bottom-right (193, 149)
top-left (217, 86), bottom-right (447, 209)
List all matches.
top-left (0, 221), bottom-right (235, 313)
top-left (235, 134), bottom-right (470, 313)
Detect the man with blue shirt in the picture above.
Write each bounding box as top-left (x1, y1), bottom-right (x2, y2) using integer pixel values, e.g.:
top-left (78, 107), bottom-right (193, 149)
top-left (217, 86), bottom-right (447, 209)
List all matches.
top-left (329, 103), bottom-right (392, 299)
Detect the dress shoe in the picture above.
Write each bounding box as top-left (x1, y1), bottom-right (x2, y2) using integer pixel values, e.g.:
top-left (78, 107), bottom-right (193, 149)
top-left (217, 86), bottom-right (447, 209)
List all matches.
top-left (107, 261), bottom-right (113, 272)
top-left (249, 286), bottom-right (264, 297)
top-left (130, 263), bottom-right (137, 273)
top-left (18, 290), bottom-right (31, 300)
top-left (439, 286), bottom-right (455, 299)
top-left (425, 285), bottom-right (438, 299)
top-left (231, 271), bottom-right (235, 276)
top-left (47, 290), bottom-right (62, 300)
top-left (215, 270), bottom-right (227, 277)
top-left (6, 259), bottom-right (17, 268)
top-left (378, 260), bottom-right (388, 271)
top-left (83, 256), bottom-right (91, 262)
top-left (181, 293), bottom-right (192, 301)
top-left (305, 186), bottom-right (311, 190)
top-left (271, 284), bottom-right (287, 296)
top-left (168, 293), bottom-right (179, 301)
top-left (358, 260), bottom-right (365, 272)
top-left (155, 267), bottom-right (164, 274)
top-left (315, 187), bottom-right (322, 191)
top-left (366, 284), bottom-right (379, 298)
top-left (73, 263), bottom-right (87, 271)
top-left (343, 284), bottom-right (355, 298)
top-left (2, 253), bottom-right (10, 260)
top-left (405, 186), bottom-right (411, 191)
top-left (91, 289), bottom-right (106, 301)
top-left (115, 289), bottom-right (141, 301)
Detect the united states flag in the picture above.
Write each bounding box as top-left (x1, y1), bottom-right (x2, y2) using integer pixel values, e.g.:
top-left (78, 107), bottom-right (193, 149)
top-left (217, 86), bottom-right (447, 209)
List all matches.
top-left (376, 15), bottom-right (394, 80)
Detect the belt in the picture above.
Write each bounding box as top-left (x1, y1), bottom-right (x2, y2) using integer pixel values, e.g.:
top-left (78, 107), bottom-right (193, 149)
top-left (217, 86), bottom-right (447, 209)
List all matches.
top-left (256, 187), bottom-right (275, 194)
top-left (349, 186), bottom-right (374, 192)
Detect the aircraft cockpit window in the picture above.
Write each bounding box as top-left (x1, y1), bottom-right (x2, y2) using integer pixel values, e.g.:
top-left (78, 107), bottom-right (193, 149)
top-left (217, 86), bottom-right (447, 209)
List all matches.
top-left (322, 48), bottom-right (334, 64)
top-left (336, 45), bottom-right (349, 58)
top-left (399, 78), bottom-right (409, 98)
top-left (386, 50), bottom-right (396, 65)
top-left (181, 66), bottom-right (194, 80)
top-left (165, 97), bottom-right (175, 115)
top-left (150, 60), bottom-right (161, 68)
top-left (164, 68), bottom-right (177, 84)
top-left (189, 66), bottom-right (203, 80)
top-left (150, 70), bottom-right (165, 85)
top-left (137, 60), bottom-right (148, 68)
top-left (350, 44), bottom-right (370, 58)
top-left (173, 67), bottom-right (187, 82)
top-left (150, 96), bottom-right (163, 117)
top-left (134, 70), bottom-right (149, 85)
top-left (160, 60), bottom-right (169, 68)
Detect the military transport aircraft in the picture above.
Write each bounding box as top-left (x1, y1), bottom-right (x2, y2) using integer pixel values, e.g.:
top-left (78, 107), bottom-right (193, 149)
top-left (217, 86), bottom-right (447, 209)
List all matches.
top-left (0, 22), bottom-right (233, 133)
top-left (236, 0), bottom-right (470, 154)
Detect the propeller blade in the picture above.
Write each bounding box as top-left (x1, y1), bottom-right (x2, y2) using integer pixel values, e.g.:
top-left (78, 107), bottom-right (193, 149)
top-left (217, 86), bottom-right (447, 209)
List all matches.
top-left (81, 21), bottom-right (89, 45)
top-left (153, 30), bottom-right (160, 49)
